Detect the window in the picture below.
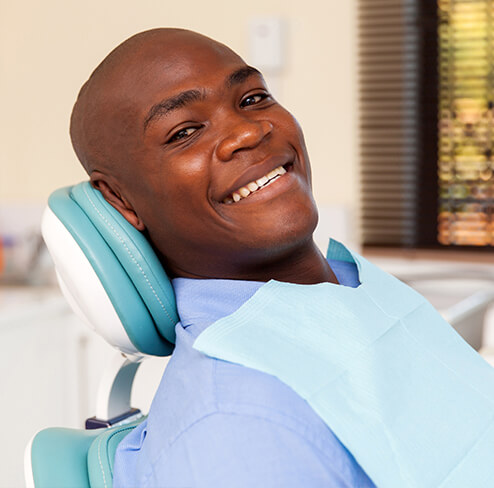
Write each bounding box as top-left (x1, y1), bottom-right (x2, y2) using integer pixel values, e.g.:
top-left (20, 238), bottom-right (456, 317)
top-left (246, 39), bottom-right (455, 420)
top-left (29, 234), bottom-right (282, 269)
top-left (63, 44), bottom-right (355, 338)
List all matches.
top-left (359, 0), bottom-right (494, 251)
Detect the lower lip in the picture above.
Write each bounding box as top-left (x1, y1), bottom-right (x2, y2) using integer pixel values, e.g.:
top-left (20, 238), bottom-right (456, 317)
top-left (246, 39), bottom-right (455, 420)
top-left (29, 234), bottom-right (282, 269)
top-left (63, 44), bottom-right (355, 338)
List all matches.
top-left (223, 167), bottom-right (296, 206)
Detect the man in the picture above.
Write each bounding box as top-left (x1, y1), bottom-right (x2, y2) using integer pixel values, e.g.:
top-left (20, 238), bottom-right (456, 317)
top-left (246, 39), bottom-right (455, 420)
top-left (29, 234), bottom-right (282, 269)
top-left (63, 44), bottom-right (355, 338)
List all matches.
top-left (70, 28), bottom-right (374, 486)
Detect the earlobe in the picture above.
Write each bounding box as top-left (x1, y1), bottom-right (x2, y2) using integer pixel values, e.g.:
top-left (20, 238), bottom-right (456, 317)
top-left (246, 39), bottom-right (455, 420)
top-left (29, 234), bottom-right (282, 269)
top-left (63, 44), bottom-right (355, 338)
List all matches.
top-left (90, 176), bottom-right (146, 232)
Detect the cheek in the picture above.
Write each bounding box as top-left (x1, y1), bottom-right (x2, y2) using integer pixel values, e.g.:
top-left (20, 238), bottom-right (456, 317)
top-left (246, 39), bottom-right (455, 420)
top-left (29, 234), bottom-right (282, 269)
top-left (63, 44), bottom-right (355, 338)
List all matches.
top-left (276, 110), bottom-right (311, 173)
top-left (289, 116), bottom-right (310, 159)
top-left (141, 161), bottom-right (214, 236)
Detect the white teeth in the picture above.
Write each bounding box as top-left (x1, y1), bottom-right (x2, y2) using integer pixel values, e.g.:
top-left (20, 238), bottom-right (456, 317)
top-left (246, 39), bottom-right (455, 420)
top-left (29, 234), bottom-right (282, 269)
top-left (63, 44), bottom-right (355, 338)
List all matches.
top-left (267, 169), bottom-right (279, 179)
top-left (256, 176), bottom-right (269, 186)
top-left (224, 165), bottom-right (288, 204)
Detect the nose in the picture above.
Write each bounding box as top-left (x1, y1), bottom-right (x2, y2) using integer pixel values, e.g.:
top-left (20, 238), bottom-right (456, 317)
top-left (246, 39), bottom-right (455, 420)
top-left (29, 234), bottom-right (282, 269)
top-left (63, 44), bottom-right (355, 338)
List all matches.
top-left (215, 118), bottom-right (273, 162)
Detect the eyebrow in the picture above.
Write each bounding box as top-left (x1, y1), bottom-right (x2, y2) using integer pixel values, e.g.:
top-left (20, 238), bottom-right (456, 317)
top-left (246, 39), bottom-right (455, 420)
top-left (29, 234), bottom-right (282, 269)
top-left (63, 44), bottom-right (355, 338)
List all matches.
top-left (226, 66), bottom-right (262, 87)
top-left (143, 66), bottom-right (263, 131)
top-left (144, 89), bottom-right (205, 130)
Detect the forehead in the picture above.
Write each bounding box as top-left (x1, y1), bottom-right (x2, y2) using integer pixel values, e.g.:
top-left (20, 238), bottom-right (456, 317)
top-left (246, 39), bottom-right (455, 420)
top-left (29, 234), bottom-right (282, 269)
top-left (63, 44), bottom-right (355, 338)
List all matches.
top-left (107, 35), bottom-right (247, 113)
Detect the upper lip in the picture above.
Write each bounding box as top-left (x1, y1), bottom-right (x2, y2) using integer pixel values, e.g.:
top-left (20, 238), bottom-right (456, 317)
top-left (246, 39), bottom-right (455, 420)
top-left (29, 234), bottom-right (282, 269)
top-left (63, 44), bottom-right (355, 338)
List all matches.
top-left (217, 152), bottom-right (295, 202)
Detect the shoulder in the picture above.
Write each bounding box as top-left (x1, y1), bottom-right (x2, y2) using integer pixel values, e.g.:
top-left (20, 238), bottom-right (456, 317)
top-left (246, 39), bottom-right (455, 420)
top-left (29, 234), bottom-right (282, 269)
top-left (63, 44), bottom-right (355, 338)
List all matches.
top-left (144, 344), bottom-right (361, 477)
top-left (141, 410), bottom-right (364, 488)
top-left (150, 325), bottom-right (329, 439)
top-left (158, 327), bottom-right (335, 446)
top-left (212, 358), bottom-right (333, 447)
top-left (114, 330), bottom-right (373, 487)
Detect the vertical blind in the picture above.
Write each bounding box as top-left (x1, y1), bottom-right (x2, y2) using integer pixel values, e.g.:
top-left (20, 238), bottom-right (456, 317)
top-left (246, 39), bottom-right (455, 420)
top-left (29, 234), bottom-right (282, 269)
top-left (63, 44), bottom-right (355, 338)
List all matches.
top-left (358, 0), bottom-right (420, 246)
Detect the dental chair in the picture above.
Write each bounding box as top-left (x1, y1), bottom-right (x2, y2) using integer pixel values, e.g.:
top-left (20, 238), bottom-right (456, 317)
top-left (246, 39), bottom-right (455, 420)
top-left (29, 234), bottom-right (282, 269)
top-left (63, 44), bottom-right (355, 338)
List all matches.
top-left (25, 182), bottom-right (179, 488)
top-left (25, 182), bottom-right (494, 487)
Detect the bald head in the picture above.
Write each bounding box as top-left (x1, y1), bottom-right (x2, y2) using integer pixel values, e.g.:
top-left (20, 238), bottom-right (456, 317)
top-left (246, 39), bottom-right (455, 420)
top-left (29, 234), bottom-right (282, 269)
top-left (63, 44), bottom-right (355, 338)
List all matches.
top-left (67, 27), bottom-right (328, 284)
top-left (70, 28), bottom-right (242, 177)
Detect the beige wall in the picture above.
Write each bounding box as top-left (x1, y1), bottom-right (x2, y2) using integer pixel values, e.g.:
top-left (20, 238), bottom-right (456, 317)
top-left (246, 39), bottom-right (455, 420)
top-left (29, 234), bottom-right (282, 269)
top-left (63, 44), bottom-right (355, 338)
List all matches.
top-left (0, 0), bottom-right (357, 211)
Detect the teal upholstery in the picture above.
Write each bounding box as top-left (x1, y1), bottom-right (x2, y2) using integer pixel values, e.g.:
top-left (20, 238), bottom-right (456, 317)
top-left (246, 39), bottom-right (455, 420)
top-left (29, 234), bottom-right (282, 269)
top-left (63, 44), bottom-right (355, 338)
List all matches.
top-left (48, 182), bottom-right (178, 355)
top-left (31, 427), bottom-right (100, 488)
top-left (31, 419), bottom-right (144, 488)
top-left (31, 182), bottom-right (173, 486)
top-left (87, 423), bottom-right (141, 488)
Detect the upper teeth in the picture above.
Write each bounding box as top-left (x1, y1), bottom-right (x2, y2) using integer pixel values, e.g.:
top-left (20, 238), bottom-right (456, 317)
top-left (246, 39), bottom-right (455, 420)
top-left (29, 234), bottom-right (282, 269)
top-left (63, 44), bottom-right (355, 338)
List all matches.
top-left (224, 166), bottom-right (287, 204)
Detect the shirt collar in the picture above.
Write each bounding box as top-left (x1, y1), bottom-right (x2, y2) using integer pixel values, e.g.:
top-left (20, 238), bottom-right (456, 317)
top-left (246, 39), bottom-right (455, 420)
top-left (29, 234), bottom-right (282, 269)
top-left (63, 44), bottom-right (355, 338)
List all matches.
top-left (172, 242), bottom-right (360, 338)
top-left (172, 277), bottom-right (264, 336)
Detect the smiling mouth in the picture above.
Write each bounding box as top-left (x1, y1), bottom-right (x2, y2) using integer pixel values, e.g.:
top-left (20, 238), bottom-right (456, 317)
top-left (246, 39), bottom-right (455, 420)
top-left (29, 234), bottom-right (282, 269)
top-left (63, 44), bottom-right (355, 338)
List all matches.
top-left (222, 164), bottom-right (292, 204)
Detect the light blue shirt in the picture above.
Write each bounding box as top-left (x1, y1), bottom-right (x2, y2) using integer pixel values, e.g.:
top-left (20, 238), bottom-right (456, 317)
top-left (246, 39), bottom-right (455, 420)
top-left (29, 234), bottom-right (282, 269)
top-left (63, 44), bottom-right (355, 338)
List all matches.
top-left (113, 260), bottom-right (375, 487)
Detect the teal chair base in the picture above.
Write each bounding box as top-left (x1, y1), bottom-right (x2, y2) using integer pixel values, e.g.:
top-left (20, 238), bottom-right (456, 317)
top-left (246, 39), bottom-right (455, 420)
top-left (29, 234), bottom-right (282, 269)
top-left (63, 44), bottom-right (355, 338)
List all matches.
top-left (27, 418), bottom-right (144, 488)
top-left (26, 349), bottom-right (148, 487)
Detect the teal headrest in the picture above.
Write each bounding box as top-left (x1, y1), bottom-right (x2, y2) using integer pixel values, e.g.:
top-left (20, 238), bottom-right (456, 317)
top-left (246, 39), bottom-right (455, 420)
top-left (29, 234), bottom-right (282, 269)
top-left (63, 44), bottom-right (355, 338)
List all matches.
top-left (47, 182), bottom-right (178, 356)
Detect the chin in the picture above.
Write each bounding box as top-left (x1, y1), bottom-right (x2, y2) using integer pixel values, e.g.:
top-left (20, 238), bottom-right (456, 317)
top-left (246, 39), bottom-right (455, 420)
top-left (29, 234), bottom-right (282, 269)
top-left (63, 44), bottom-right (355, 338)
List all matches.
top-left (276, 207), bottom-right (318, 251)
top-left (240, 199), bottom-right (319, 258)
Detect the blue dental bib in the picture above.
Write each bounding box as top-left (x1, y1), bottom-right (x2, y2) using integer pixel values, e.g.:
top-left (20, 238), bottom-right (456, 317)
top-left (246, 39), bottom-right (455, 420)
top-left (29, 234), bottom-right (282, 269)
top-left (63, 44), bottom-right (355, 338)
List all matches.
top-left (194, 241), bottom-right (494, 488)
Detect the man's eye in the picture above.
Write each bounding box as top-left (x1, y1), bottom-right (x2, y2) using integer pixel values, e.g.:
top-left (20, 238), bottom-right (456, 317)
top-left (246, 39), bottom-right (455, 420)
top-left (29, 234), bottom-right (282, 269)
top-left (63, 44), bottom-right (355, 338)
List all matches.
top-left (241, 93), bottom-right (268, 107)
top-left (168, 127), bottom-right (198, 143)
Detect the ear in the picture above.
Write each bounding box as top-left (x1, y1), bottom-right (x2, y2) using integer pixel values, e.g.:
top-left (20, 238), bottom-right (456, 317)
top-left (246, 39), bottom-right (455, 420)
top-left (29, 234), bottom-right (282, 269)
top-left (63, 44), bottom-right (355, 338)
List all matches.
top-left (90, 174), bottom-right (146, 231)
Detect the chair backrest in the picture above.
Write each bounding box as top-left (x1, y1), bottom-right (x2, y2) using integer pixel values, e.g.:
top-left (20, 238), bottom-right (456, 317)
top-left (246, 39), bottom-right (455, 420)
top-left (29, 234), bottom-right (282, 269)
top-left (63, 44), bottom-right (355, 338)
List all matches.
top-left (27, 182), bottom-right (180, 487)
top-left (42, 182), bottom-right (179, 357)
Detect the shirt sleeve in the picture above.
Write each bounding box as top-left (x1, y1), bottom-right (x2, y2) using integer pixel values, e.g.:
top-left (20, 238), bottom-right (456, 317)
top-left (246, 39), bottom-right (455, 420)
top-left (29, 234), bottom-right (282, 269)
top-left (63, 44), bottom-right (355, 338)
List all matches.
top-left (141, 412), bottom-right (364, 488)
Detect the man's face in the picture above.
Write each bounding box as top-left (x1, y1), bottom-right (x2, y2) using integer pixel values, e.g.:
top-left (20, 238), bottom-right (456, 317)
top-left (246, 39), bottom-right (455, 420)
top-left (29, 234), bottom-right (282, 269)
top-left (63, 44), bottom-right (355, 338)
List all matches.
top-left (99, 33), bottom-right (319, 279)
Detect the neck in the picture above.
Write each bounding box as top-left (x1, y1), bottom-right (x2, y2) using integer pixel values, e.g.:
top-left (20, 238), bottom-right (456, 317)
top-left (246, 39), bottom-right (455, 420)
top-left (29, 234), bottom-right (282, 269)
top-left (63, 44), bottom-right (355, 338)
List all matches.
top-left (241, 239), bottom-right (339, 285)
top-left (169, 238), bottom-right (339, 285)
